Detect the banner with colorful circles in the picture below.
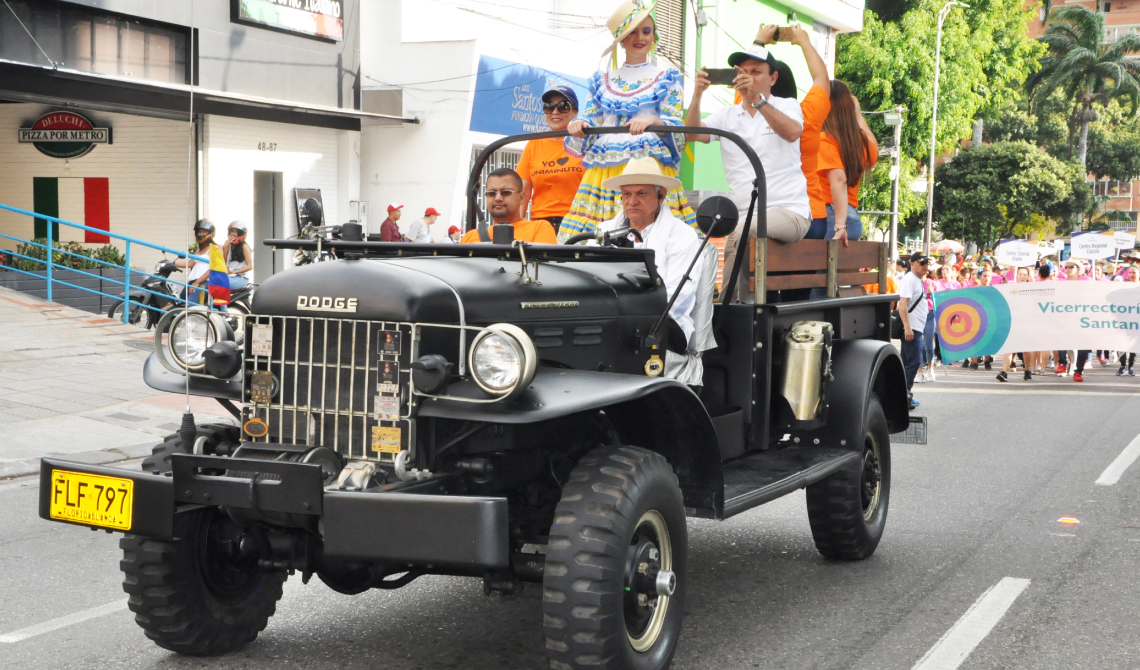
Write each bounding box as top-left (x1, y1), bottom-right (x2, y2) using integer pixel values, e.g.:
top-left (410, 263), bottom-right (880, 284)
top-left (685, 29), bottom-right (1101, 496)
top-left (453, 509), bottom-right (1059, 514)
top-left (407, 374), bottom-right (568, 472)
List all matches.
top-left (933, 286), bottom-right (1012, 362)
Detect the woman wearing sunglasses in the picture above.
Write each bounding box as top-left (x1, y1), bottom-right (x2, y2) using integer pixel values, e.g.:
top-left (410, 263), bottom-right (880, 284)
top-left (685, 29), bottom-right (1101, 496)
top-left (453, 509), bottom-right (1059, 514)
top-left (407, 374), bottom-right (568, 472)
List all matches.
top-left (517, 86), bottom-right (584, 235)
top-left (559, 0), bottom-right (695, 242)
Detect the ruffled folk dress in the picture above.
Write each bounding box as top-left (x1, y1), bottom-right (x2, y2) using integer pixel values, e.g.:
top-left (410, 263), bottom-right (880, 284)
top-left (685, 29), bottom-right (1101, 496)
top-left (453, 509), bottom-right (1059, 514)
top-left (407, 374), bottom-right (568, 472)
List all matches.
top-left (558, 61), bottom-right (696, 241)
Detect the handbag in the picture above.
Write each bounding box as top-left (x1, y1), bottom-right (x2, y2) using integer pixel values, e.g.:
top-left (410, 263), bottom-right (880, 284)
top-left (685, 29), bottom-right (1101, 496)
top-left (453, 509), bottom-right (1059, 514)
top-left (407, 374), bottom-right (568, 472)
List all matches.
top-left (890, 279), bottom-right (923, 339)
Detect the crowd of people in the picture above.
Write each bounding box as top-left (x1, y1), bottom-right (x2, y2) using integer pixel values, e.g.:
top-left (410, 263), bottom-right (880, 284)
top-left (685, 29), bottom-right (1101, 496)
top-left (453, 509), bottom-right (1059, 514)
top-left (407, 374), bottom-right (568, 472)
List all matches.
top-left (894, 247), bottom-right (1140, 409)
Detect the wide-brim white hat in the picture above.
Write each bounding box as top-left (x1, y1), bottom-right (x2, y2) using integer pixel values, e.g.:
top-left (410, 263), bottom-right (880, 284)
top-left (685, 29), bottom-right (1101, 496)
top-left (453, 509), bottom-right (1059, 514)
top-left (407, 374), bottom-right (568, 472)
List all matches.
top-left (602, 157), bottom-right (682, 191)
top-left (607, 1), bottom-right (656, 43)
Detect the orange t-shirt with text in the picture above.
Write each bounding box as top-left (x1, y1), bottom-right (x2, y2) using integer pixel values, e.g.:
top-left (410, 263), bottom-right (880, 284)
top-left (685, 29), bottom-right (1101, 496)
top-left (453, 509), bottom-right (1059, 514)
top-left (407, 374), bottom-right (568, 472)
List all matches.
top-left (516, 138), bottom-right (584, 220)
top-left (799, 86), bottom-right (831, 220)
top-left (818, 131), bottom-right (879, 208)
top-left (459, 219), bottom-right (558, 245)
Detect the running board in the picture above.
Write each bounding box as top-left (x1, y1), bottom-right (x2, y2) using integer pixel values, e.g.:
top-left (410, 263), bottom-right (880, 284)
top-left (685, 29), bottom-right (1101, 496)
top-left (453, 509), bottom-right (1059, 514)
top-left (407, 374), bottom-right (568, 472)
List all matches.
top-left (720, 447), bottom-right (860, 519)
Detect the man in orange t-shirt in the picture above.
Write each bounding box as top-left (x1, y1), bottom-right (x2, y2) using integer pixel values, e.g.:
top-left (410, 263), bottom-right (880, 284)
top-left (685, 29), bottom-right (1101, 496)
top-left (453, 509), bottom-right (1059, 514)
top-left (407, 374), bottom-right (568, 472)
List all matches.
top-left (461, 168), bottom-right (558, 245)
top-left (517, 86), bottom-right (584, 234)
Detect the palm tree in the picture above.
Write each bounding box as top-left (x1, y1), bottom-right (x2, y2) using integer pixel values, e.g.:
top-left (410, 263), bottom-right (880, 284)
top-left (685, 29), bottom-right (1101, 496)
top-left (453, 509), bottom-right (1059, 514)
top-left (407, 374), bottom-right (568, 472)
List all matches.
top-left (1028, 5), bottom-right (1140, 167)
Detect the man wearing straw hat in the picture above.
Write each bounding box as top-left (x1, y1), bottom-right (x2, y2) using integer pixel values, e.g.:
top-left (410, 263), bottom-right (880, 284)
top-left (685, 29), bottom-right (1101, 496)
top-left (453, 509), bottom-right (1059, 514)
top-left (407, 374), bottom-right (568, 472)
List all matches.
top-left (596, 157), bottom-right (714, 388)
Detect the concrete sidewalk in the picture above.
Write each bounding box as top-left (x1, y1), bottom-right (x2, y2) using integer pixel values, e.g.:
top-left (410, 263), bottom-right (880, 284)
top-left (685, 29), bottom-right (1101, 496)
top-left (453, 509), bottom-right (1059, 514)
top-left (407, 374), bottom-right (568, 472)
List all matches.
top-left (0, 287), bottom-right (235, 478)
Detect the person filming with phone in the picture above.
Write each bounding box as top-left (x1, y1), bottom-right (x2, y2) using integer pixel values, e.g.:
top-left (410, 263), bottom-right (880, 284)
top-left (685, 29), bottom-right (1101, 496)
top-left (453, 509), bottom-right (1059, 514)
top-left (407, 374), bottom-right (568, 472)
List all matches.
top-left (685, 25), bottom-right (811, 303)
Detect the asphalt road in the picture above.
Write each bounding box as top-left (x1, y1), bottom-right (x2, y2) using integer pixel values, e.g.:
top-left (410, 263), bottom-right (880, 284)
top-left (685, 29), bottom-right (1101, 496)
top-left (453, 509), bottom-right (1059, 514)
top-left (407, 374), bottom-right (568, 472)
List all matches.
top-left (2, 363), bottom-right (1140, 669)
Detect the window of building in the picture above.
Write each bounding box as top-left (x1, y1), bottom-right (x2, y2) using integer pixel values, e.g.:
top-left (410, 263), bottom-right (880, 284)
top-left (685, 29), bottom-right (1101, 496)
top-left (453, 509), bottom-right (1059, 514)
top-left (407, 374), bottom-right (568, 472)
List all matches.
top-left (1090, 179), bottom-right (1134, 197)
top-left (0, 0), bottom-right (189, 84)
top-left (654, 0), bottom-right (684, 71)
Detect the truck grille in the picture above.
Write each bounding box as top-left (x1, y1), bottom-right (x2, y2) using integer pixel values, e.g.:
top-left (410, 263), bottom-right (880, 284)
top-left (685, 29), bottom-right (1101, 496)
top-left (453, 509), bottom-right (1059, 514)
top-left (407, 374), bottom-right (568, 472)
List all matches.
top-left (242, 315), bottom-right (412, 461)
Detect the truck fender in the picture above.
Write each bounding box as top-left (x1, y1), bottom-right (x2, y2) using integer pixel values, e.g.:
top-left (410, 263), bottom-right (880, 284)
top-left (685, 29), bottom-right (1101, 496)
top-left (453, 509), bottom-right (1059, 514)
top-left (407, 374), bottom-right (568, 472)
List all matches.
top-left (419, 369), bottom-right (724, 514)
top-left (142, 353), bottom-right (243, 400)
top-left (809, 339), bottom-right (908, 449)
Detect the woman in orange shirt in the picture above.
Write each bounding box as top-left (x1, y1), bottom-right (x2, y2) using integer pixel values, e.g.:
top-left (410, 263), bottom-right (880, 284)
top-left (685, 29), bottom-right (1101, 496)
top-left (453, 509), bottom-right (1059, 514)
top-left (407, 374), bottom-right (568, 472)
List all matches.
top-left (517, 86), bottom-right (584, 234)
top-left (816, 80), bottom-right (877, 247)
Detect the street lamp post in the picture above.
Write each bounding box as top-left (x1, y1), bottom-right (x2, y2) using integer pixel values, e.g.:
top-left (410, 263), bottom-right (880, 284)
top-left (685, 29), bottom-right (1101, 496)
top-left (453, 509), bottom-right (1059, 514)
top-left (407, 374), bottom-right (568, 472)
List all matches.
top-left (924, 0), bottom-right (968, 255)
top-left (885, 107), bottom-right (905, 261)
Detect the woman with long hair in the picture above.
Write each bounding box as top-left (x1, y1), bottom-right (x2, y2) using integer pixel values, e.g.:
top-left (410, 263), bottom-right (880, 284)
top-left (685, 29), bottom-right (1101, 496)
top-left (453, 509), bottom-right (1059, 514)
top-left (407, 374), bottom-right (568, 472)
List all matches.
top-left (223, 221), bottom-right (253, 291)
top-left (812, 79), bottom-right (877, 245)
top-left (560, 1), bottom-right (695, 241)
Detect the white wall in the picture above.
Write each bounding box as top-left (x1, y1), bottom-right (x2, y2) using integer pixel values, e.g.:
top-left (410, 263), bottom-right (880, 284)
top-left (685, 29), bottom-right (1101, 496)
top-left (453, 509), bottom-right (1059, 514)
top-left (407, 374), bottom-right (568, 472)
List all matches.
top-left (202, 115), bottom-right (346, 270)
top-left (0, 103), bottom-right (193, 271)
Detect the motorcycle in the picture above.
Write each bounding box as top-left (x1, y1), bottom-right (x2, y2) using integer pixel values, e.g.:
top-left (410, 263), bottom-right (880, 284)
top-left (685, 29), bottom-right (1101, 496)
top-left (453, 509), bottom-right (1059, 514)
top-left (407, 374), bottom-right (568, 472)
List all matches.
top-left (109, 254), bottom-right (256, 332)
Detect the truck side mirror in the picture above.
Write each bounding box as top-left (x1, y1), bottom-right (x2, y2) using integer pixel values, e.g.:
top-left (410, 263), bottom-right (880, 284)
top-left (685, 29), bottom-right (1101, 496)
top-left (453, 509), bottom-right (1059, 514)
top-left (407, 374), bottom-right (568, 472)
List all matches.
top-left (696, 196), bottom-right (737, 239)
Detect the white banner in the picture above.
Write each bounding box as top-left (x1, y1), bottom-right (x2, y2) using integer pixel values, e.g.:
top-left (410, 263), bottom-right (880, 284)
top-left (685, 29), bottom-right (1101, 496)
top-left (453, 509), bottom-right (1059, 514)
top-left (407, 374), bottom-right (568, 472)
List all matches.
top-left (1116, 231), bottom-right (1136, 250)
top-left (995, 240), bottom-right (1038, 267)
top-left (934, 281), bottom-right (1140, 362)
top-left (1071, 231), bottom-right (1116, 259)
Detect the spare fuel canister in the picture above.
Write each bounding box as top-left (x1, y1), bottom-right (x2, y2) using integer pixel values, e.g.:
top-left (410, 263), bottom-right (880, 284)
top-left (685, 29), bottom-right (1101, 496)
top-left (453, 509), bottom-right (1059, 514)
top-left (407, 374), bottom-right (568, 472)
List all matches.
top-left (781, 320), bottom-right (834, 421)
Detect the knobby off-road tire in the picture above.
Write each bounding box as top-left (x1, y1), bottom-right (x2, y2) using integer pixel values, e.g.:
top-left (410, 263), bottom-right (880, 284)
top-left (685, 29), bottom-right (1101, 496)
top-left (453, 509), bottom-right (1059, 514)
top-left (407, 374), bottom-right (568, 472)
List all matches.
top-left (141, 423), bottom-right (240, 475)
top-left (120, 507), bottom-right (286, 655)
top-left (543, 446), bottom-right (687, 670)
top-left (806, 395), bottom-right (891, 560)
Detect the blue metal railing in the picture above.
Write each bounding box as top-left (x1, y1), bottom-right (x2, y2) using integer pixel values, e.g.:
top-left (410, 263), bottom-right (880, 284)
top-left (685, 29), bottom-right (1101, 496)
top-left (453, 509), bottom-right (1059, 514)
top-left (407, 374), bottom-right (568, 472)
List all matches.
top-left (0, 202), bottom-right (210, 323)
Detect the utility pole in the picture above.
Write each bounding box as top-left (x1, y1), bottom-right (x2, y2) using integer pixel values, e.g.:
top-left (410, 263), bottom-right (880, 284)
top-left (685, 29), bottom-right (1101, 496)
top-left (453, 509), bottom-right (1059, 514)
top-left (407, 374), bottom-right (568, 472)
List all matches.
top-left (924, 0), bottom-right (968, 255)
top-left (885, 107), bottom-right (905, 261)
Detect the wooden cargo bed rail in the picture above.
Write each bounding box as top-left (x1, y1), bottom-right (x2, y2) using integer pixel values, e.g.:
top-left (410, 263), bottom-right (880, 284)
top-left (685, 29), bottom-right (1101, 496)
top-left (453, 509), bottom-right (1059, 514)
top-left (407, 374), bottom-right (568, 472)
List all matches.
top-left (748, 238), bottom-right (888, 301)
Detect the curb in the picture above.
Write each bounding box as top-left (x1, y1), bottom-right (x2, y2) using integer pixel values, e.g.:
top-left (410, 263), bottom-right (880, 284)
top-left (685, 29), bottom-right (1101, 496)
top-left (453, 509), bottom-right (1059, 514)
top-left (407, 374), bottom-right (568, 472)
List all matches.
top-left (0, 441), bottom-right (154, 480)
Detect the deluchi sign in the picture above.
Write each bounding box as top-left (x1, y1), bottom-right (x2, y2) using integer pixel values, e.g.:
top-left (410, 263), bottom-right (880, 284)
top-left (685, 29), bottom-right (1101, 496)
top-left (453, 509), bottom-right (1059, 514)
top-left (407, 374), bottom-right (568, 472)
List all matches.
top-left (19, 112), bottom-right (111, 159)
top-left (232, 0), bottom-right (344, 42)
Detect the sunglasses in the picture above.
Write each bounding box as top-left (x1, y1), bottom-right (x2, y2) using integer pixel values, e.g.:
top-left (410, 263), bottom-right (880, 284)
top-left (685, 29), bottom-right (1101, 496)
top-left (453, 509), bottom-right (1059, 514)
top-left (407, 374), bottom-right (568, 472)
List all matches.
top-left (543, 101), bottom-right (574, 113)
top-left (484, 189), bottom-right (517, 199)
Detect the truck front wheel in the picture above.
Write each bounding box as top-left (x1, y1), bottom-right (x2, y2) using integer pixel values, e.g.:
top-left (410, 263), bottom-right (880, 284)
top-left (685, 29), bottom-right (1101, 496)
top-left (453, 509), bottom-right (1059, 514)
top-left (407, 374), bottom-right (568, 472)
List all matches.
top-left (805, 394), bottom-right (891, 560)
top-left (542, 445), bottom-right (687, 670)
top-left (120, 507), bottom-right (286, 655)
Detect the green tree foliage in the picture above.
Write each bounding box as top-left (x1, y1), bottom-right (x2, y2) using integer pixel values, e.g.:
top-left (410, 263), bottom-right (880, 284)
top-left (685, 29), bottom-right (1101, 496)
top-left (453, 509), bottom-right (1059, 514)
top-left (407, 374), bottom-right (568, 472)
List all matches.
top-left (838, 0), bottom-right (1043, 222)
top-left (934, 141), bottom-right (1089, 243)
top-left (1027, 4), bottom-right (1140, 166)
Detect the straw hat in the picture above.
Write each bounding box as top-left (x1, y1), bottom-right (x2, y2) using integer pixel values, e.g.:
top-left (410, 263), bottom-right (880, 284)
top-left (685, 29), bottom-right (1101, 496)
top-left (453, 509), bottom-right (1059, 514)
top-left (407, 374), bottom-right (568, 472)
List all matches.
top-left (602, 157), bottom-right (681, 191)
top-left (607, 1), bottom-right (656, 43)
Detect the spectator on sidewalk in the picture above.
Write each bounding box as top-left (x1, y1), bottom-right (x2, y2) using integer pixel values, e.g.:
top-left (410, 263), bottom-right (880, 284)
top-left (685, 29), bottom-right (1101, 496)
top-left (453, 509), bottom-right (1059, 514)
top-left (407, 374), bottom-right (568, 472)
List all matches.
top-left (916, 263), bottom-right (938, 383)
top-left (518, 86), bottom-right (584, 234)
top-left (380, 204), bottom-right (403, 242)
top-left (444, 225), bottom-right (461, 244)
top-left (461, 169), bottom-right (558, 244)
top-left (898, 252), bottom-right (930, 410)
top-left (403, 208), bottom-right (437, 244)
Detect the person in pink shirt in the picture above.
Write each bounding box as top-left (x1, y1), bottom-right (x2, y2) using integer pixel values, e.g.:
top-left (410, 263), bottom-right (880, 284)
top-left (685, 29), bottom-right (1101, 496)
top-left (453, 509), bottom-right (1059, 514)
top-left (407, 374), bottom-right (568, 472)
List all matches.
top-left (980, 258), bottom-right (1004, 284)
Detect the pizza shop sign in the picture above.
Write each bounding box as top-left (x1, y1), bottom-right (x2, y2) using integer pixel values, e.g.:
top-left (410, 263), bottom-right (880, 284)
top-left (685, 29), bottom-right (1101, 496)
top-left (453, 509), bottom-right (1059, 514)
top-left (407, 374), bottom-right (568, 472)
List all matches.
top-left (18, 112), bottom-right (112, 159)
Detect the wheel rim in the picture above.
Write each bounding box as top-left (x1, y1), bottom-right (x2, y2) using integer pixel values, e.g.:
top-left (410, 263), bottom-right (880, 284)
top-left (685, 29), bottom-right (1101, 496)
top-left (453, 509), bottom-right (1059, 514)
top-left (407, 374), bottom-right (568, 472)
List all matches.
top-left (624, 509), bottom-right (673, 652)
top-left (861, 432), bottom-right (883, 522)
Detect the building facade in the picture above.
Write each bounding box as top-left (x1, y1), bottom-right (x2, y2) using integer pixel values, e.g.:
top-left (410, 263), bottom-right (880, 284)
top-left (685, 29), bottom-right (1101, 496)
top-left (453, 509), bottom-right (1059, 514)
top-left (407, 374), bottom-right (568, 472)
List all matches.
top-left (0, 0), bottom-right (409, 280)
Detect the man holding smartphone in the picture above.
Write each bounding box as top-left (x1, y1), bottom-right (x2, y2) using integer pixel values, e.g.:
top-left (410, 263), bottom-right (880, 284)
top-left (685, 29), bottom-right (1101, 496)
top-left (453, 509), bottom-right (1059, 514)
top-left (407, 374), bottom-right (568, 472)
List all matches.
top-left (685, 27), bottom-right (811, 302)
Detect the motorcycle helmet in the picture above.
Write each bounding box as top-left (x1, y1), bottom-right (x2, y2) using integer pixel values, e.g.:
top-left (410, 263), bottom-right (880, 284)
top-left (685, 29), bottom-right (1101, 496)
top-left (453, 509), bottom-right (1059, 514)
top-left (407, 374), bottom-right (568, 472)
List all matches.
top-left (228, 220), bottom-right (248, 237)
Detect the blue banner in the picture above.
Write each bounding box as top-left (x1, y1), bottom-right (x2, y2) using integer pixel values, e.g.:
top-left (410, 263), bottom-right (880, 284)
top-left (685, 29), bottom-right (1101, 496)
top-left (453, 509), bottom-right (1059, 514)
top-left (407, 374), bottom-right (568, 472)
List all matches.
top-left (469, 55), bottom-right (589, 136)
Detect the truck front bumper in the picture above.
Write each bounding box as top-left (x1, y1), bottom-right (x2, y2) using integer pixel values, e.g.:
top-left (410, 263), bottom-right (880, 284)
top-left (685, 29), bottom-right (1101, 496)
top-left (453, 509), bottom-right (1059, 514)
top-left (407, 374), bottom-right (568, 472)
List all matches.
top-left (39, 455), bottom-right (510, 571)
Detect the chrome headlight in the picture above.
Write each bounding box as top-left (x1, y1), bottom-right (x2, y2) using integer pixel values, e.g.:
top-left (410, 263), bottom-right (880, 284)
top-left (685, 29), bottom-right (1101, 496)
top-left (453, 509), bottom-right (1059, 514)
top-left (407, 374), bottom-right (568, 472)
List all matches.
top-left (169, 311), bottom-right (218, 370)
top-left (468, 323), bottom-right (536, 399)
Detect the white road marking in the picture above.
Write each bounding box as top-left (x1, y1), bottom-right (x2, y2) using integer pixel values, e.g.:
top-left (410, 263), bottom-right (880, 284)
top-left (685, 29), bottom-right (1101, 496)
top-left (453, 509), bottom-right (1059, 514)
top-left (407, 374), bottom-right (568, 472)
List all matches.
top-left (911, 577), bottom-right (1031, 670)
top-left (0, 600), bottom-right (127, 643)
top-left (1096, 434), bottom-right (1140, 486)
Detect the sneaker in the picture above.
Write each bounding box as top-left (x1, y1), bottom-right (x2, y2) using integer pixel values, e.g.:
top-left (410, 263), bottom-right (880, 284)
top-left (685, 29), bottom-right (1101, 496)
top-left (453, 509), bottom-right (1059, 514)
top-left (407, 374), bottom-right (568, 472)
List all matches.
top-left (984, 360), bottom-right (992, 371)
top-left (1130, 369), bottom-right (1136, 377)
top-left (1056, 364), bottom-right (1067, 375)
top-left (1024, 369), bottom-right (1033, 381)
top-left (1074, 372), bottom-right (1084, 382)
top-left (1099, 355), bottom-right (1108, 366)
top-left (927, 367), bottom-right (936, 382)
top-left (970, 362), bottom-right (979, 371)
top-left (1118, 366), bottom-right (1126, 376)
top-left (909, 398), bottom-right (920, 410)
top-left (997, 371), bottom-right (1008, 382)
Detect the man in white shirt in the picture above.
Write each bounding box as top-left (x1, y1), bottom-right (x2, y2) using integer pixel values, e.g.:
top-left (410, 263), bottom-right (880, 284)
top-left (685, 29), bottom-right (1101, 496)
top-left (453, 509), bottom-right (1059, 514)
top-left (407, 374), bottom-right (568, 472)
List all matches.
top-left (685, 44), bottom-right (811, 302)
top-left (402, 207), bottom-right (437, 244)
top-left (897, 252), bottom-right (930, 411)
top-left (596, 157), bottom-right (714, 389)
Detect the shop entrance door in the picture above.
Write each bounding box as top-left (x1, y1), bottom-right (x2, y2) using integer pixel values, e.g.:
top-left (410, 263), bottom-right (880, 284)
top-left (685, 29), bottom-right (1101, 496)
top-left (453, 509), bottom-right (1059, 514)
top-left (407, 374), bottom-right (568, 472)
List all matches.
top-left (253, 171), bottom-right (284, 283)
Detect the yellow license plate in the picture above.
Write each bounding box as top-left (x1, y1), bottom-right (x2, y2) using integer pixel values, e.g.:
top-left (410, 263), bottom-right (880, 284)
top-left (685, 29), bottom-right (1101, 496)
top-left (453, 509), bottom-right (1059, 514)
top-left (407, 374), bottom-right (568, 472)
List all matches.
top-left (49, 470), bottom-right (133, 531)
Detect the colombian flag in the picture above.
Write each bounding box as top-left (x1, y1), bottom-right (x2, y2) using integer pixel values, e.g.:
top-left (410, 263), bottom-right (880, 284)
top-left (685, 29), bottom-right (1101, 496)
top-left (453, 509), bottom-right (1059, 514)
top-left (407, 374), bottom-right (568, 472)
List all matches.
top-left (206, 244), bottom-right (230, 307)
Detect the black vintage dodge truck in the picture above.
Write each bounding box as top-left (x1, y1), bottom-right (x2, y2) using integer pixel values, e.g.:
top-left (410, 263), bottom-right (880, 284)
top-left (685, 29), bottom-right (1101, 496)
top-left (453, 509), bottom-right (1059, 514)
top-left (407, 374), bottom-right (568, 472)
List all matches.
top-left (39, 127), bottom-right (911, 670)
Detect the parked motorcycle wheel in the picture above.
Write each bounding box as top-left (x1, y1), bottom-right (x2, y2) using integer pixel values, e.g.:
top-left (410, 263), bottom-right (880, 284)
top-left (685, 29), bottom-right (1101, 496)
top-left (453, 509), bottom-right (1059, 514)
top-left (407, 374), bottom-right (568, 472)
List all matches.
top-left (108, 301), bottom-right (154, 329)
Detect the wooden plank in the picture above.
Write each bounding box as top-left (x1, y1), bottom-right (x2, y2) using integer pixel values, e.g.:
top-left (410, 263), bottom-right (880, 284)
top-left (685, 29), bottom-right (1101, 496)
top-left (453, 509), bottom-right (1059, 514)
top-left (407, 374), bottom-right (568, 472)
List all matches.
top-left (826, 239), bottom-right (838, 298)
top-left (754, 237), bottom-right (767, 302)
top-left (766, 271), bottom-right (878, 290)
top-left (878, 243), bottom-right (888, 295)
top-left (835, 240), bottom-right (882, 270)
top-left (766, 239), bottom-right (828, 272)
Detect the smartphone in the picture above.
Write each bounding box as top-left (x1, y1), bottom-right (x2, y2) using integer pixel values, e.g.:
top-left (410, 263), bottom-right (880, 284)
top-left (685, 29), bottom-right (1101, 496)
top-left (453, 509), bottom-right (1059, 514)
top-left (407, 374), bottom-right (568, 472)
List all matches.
top-left (706, 68), bottom-right (736, 86)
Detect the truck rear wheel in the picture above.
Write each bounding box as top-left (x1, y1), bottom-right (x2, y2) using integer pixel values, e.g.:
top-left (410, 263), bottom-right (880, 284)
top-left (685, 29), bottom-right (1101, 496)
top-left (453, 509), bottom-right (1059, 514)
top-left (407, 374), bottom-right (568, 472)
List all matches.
top-left (120, 507), bottom-right (285, 655)
top-left (542, 445), bottom-right (687, 670)
top-left (806, 395), bottom-right (891, 560)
